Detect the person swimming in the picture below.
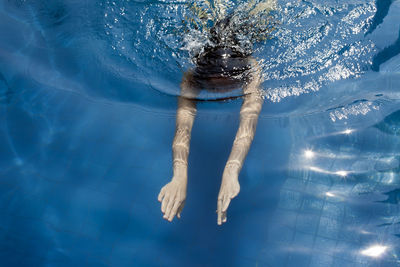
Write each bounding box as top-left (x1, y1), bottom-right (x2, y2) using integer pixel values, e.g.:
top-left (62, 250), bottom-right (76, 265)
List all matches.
top-left (158, 0), bottom-right (277, 225)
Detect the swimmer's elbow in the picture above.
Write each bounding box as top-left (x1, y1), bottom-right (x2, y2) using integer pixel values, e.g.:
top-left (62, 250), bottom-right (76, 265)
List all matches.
top-left (240, 111), bottom-right (260, 120)
top-left (177, 106), bottom-right (197, 118)
top-left (240, 103), bottom-right (262, 118)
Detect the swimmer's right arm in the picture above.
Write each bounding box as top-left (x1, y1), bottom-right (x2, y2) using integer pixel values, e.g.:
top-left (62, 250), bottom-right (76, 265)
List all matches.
top-left (158, 73), bottom-right (197, 222)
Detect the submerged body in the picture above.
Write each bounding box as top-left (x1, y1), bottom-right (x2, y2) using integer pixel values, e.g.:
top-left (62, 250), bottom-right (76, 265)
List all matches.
top-left (158, 0), bottom-right (276, 225)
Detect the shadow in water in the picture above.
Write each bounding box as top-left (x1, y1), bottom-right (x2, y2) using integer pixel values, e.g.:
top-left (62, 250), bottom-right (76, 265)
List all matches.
top-left (374, 109), bottom-right (400, 136)
top-left (366, 0), bottom-right (395, 35)
top-left (378, 188), bottom-right (400, 204)
top-left (372, 27), bottom-right (400, 71)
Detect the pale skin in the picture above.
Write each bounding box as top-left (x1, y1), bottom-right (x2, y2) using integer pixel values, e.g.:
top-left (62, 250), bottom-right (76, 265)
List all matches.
top-left (158, 58), bottom-right (263, 225)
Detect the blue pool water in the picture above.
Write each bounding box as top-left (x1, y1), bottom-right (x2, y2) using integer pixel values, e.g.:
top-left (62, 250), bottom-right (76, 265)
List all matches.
top-left (1, 0), bottom-right (400, 266)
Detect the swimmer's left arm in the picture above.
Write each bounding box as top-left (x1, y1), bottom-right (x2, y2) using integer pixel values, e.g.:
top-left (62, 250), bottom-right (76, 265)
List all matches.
top-left (217, 59), bottom-right (263, 225)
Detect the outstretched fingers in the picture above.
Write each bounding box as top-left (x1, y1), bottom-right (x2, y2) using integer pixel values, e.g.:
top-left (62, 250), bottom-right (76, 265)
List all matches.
top-left (217, 187), bottom-right (240, 225)
top-left (218, 195), bottom-right (231, 225)
top-left (164, 194), bottom-right (176, 220)
top-left (222, 195), bottom-right (231, 212)
top-left (221, 210), bottom-right (227, 223)
top-left (217, 195), bottom-right (229, 225)
top-left (158, 187), bottom-right (166, 202)
top-left (161, 193), bottom-right (170, 214)
top-left (177, 202), bottom-right (184, 219)
top-left (168, 193), bottom-right (182, 221)
top-left (217, 198), bottom-right (223, 225)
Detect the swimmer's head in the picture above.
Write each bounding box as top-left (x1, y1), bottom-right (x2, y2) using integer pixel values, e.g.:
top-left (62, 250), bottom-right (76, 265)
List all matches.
top-left (192, 45), bottom-right (252, 90)
top-left (195, 46), bottom-right (250, 75)
top-left (190, 14), bottom-right (255, 90)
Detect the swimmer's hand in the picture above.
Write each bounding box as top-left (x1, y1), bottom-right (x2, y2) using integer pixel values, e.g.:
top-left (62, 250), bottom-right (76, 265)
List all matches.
top-left (217, 166), bottom-right (240, 225)
top-left (158, 176), bottom-right (187, 222)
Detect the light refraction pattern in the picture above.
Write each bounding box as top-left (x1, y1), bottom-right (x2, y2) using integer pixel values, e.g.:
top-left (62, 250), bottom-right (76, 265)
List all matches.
top-left (0, 0), bottom-right (400, 266)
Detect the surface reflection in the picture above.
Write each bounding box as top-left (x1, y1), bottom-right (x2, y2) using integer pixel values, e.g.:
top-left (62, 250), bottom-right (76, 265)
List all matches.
top-left (325, 192), bottom-right (336, 197)
top-left (304, 149), bottom-right (315, 159)
top-left (360, 244), bottom-right (388, 258)
top-left (335, 170), bottom-right (348, 177)
top-left (342, 128), bottom-right (354, 135)
top-left (308, 166), bottom-right (349, 178)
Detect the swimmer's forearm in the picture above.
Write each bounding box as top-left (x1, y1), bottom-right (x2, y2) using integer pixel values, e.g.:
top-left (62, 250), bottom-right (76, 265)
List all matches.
top-left (226, 93), bottom-right (263, 173)
top-left (172, 96), bottom-right (197, 180)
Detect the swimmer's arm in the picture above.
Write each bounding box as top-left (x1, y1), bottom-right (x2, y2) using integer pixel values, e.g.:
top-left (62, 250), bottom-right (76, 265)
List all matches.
top-left (217, 62), bottom-right (263, 225)
top-left (172, 90), bottom-right (197, 181)
top-left (158, 73), bottom-right (197, 222)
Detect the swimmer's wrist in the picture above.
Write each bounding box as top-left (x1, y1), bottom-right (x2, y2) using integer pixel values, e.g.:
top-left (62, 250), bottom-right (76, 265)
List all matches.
top-left (172, 172), bottom-right (187, 182)
top-left (224, 160), bottom-right (241, 174)
top-left (173, 160), bottom-right (188, 179)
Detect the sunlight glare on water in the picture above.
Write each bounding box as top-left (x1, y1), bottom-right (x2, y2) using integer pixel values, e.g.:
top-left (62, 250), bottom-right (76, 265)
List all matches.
top-left (102, 0), bottom-right (375, 99)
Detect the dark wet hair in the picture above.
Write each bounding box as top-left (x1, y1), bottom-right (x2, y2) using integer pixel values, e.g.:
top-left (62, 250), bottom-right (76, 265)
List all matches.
top-left (192, 16), bottom-right (253, 89)
top-left (194, 46), bottom-right (251, 79)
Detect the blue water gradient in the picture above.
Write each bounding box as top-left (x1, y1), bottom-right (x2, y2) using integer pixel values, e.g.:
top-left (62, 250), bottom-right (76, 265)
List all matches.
top-left (0, 0), bottom-right (400, 266)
